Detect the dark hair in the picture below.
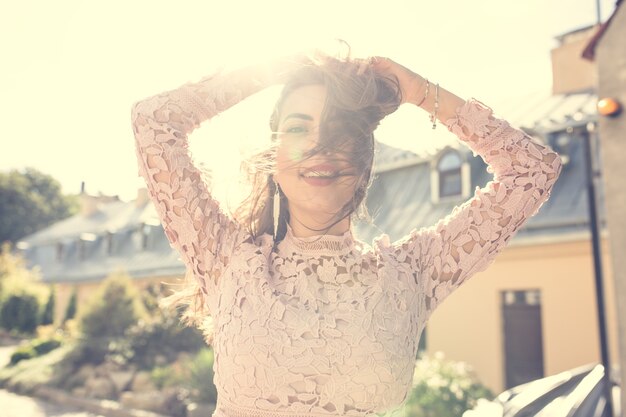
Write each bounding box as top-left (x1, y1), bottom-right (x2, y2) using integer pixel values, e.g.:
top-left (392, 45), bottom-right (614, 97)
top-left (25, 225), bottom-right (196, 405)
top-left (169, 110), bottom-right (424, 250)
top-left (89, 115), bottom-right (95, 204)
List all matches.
top-left (235, 55), bottom-right (401, 243)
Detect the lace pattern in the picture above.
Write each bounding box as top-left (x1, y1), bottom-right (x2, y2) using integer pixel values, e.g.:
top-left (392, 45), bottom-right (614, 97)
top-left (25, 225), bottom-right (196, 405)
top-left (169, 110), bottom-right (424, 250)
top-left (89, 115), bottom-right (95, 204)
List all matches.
top-left (131, 70), bottom-right (562, 417)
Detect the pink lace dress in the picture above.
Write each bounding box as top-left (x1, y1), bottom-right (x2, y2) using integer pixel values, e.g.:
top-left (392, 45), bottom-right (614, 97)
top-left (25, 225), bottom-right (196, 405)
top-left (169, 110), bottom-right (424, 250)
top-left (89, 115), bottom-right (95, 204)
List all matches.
top-left (130, 66), bottom-right (562, 417)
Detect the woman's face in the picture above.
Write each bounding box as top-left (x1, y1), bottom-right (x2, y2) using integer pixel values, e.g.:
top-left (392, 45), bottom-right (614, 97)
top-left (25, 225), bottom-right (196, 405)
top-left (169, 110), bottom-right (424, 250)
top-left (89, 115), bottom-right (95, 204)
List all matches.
top-left (274, 84), bottom-right (360, 228)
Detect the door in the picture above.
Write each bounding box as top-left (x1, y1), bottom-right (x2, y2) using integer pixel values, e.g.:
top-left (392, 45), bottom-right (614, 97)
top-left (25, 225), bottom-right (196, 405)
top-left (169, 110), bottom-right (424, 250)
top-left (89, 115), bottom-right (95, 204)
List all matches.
top-left (502, 289), bottom-right (544, 389)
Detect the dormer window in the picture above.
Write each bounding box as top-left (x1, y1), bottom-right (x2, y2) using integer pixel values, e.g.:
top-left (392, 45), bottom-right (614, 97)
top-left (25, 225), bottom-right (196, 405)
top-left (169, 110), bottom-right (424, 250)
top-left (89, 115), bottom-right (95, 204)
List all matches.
top-left (438, 152), bottom-right (463, 197)
top-left (56, 242), bottom-right (64, 261)
top-left (78, 233), bottom-right (97, 261)
top-left (106, 231), bottom-right (114, 255)
top-left (431, 149), bottom-right (470, 203)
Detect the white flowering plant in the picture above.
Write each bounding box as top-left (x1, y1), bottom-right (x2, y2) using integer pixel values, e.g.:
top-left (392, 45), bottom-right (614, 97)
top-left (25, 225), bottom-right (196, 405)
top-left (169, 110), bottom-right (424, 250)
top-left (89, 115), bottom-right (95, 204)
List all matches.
top-left (401, 352), bottom-right (493, 417)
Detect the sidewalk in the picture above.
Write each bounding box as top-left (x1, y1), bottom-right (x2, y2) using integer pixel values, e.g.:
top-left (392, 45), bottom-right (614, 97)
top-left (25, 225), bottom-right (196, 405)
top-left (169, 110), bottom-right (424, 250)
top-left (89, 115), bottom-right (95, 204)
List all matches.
top-left (0, 389), bottom-right (102, 417)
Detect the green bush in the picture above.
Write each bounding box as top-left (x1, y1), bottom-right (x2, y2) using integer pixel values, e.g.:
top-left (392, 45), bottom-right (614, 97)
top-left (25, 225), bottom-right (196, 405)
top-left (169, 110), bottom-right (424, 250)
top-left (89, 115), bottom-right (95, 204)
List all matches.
top-left (8, 337), bottom-right (62, 365)
top-left (10, 346), bottom-right (37, 365)
top-left (64, 287), bottom-right (77, 322)
top-left (41, 286), bottom-right (55, 325)
top-left (401, 352), bottom-right (493, 417)
top-left (151, 363), bottom-right (189, 390)
top-left (32, 337), bottom-right (62, 355)
top-left (0, 293), bottom-right (40, 333)
top-left (189, 348), bottom-right (217, 404)
top-left (80, 271), bottom-right (146, 341)
top-left (125, 310), bottom-right (205, 369)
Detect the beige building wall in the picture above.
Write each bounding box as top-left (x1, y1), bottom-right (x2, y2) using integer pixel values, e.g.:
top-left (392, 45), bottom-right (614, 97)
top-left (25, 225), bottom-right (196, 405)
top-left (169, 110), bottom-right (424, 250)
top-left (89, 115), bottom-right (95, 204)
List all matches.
top-left (551, 26), bottom-right (598, 94)
top-left (426, 236), bottom-right (619, 393)
top-left (52, 274), bottom-right (182, 325)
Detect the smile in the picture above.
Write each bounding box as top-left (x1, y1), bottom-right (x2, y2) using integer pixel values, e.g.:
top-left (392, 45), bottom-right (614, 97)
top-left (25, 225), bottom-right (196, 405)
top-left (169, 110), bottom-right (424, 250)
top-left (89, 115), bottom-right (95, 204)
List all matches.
top-left (300, 164), bottom-right (341, 186)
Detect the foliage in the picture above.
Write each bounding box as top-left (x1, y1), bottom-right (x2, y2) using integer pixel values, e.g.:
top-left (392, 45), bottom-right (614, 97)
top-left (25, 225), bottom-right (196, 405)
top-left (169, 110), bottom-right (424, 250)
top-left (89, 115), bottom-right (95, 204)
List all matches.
top-left (9, 337), bottom-right (62, 365)
top-left (149, 348), bottom-right (217, 405)
top-left (0, 343), bottom-right (73, 395)
top-left (64, 270), bottom-right (146, 365)
top-left (79, 270), bottom-right (146, 340)
top-left (64, 287), bottom-right (78, 322)
top-left (0, 167), bottom-right (78, 245)
top-left (189, 347), bottom-right (217, 404)
top-left (41, 286), bottom-right (56, 325)
top-left (0, 242), bottom-right (47, 300)
top-left (401, 352), bottom-right (493, 417)
top-left (125, 308), bottom-right (206, 369)
top-left (9, 346), bottom-right (37, 365)
top-left (0, 293), bottom-right (40, 333)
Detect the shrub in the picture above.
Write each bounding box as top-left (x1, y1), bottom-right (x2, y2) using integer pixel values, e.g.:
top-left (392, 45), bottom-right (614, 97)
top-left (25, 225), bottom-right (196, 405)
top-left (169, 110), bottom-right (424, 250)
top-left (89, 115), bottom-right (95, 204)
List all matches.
top-left (189, 348), bottom-right (217, 404)
top-left (0, 293), bottom-right (40, 333)
top-left (32, 337), bottom-right (62, 355)
top-left (80, 270), bottom-right (146, 341)
top-left (125, 309), bottom-right (206, 369)
top-left (10, 346), bottom-right (37, 365)
top-left (401, 352), bottom-right (493, 417)
top-left (41, 286), bottom-right (55, 325)
top-left (8, 336), bottom-right (62, 365)
top-left (64, 287), bottom-right (77, 322)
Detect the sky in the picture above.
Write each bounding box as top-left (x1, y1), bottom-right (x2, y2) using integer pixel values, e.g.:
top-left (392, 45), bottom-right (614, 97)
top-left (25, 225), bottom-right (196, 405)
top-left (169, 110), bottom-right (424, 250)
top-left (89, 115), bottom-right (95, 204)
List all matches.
top-left (0, 0), bottom-right (617, 206)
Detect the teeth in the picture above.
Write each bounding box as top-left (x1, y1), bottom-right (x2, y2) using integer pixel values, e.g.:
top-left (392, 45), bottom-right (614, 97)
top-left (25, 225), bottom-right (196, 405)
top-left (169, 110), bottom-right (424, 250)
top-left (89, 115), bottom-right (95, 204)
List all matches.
top-left (303, 170), bottom-right (336, 178)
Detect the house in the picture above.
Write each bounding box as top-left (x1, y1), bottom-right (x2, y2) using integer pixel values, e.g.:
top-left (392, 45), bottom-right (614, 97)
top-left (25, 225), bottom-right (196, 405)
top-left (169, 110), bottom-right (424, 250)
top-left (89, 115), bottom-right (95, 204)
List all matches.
top-left (16, 183), bottom-right (185, 325)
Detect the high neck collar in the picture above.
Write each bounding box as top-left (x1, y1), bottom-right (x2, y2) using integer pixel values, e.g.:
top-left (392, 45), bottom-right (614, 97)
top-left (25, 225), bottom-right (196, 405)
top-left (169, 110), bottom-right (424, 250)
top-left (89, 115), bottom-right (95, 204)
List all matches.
top-left (279, 224), bottom-right (355, 256)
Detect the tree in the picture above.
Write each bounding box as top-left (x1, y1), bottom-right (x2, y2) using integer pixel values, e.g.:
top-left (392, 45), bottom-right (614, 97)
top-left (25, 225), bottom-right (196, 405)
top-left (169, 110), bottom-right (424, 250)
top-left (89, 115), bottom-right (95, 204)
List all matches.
top-left (41, 286), bottom-right (56, 325)
top-left (0, 293), bottom-right (40, 333)
top-left (0, 167), bottom-right (79, 245)
top-left (80, 270), bottom-right (146, 340)
top-left (64, 287), bottom-right (78, 322)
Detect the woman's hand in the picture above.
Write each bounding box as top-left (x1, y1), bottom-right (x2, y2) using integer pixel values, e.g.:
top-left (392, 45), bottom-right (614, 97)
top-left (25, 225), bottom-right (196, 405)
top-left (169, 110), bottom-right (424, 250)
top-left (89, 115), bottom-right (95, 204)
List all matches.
top-left (367, 57), bottom-right (427, 106)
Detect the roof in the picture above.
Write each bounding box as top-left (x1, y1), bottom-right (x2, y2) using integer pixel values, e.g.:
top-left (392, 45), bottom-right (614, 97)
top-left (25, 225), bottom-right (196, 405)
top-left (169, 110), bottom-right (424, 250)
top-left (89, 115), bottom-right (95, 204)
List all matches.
top-left (582, 0), bottom-right (624, 60)
top-left (355, 91), bottom-right (606, 246)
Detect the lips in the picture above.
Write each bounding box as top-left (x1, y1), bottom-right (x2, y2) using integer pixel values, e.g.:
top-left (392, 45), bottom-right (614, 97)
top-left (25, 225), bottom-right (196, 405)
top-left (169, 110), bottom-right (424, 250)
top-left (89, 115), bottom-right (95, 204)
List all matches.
top-left (300, 164), bottom-right (339, 179)
top-left (299, 164), bottom-right (340, 186)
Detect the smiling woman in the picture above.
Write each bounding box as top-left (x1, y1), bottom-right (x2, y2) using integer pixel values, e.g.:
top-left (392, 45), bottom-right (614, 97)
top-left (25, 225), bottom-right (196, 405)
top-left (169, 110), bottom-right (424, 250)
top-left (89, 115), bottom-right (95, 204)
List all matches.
top-left (130, 47), bottom-right (562, 417)
top-left (236, 60), bottom-right (401, 244)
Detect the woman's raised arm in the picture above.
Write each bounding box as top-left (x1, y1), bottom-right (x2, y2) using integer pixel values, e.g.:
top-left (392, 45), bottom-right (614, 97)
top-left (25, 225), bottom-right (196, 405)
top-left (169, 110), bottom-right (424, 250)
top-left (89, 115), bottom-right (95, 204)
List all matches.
top-left (130, 59), bottom-right (300, 313)
top-left (372, 65), bottom-right (562, 318)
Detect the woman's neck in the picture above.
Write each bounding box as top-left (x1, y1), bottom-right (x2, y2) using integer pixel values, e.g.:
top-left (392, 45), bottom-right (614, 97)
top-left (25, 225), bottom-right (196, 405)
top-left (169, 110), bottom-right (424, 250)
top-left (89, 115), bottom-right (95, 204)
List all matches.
top-left (288, 215), bottom-right (351, 238)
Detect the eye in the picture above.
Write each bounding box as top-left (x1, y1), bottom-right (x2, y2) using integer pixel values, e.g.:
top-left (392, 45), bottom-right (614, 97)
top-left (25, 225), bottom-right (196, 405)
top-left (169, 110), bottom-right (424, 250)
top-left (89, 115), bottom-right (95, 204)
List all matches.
top-left (285, 126), bottom-right (308, 134)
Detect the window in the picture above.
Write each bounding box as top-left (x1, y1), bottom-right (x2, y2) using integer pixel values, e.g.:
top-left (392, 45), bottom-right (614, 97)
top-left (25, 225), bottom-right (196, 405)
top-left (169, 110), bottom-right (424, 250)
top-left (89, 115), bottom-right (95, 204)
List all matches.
top-left (106, 232), bottom-right (114, 255)
top-left (430, 148), bottom-right (470, 203)
top-left (437, 151), bottom-right (463, 198)
top-left (56, 242), bottom-right (64, 261)
top-left (78, 233), bottom-right (96, 261)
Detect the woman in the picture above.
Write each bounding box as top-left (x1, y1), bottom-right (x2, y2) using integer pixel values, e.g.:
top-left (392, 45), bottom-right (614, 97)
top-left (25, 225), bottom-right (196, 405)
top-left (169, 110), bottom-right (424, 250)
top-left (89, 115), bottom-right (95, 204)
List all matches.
top-left (130, 51), bottom-right (562, 417)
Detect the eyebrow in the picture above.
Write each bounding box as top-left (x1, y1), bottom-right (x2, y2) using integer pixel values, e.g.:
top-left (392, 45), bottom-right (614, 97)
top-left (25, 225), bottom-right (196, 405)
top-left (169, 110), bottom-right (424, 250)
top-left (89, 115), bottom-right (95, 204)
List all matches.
top-left (281, 113), bottom-right (314, 124)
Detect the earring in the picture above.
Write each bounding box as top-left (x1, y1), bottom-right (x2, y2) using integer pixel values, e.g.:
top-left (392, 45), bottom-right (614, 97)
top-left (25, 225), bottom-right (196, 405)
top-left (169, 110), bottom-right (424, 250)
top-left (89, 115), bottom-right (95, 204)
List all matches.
top-left (273, 179), bottom-right (280, 240)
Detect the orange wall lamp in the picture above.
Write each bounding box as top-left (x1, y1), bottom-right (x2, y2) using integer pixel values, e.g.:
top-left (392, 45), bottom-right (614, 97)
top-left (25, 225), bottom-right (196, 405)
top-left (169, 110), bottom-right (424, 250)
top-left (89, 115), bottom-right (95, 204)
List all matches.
top-left (597, 98), bottom-right (622, 117)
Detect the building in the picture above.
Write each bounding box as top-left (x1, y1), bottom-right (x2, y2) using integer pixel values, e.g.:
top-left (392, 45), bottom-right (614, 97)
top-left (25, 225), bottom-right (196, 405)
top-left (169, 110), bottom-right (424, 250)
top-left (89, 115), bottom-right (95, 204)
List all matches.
top-left (16, 184), bottom-right (185, 324)
top-left (582, 0), bottom-right (626, 410)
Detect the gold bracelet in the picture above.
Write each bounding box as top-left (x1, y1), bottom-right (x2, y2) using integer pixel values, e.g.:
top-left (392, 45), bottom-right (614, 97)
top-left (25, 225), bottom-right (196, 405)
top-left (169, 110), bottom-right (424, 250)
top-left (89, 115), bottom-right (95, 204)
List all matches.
top-left (415, 78), bottom-right (430, 107)
top-left (430, 82), bottom-right (439, 129)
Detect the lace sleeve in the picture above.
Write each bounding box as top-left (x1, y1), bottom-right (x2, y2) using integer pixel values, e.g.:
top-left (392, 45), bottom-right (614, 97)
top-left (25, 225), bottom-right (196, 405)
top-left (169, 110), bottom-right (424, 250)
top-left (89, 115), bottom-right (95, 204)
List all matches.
top-left (130, 67), bottom-right (271, 313)
top-left (383, 99), bottom-right (562, 317)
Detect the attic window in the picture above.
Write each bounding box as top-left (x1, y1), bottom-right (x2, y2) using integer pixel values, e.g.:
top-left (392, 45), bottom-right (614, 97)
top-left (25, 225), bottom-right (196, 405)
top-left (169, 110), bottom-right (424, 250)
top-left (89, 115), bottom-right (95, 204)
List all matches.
top-left (56, 242), bottom-right (64, 261)
top-left (438, 151), bottom-right (463, 197)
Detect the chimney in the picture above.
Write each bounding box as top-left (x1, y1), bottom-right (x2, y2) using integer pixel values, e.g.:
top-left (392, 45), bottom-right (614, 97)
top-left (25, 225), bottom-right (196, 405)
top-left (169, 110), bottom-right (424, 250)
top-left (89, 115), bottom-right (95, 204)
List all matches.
top-left (551, 24), bottom-right (599, 95)
top-left (80, 193), bottom-right (99, 217)
top-left (78, 182), bottom-right (120, 217)
top-left (135, 187), bottom-right (150, 207)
